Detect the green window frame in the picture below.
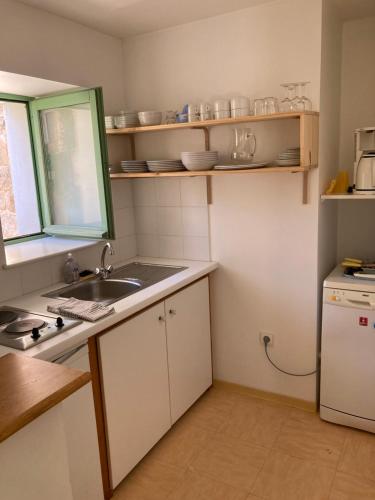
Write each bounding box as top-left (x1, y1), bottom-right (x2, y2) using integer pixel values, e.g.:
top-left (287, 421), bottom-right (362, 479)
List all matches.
top-left (1, 87), bottom-right (114, 244)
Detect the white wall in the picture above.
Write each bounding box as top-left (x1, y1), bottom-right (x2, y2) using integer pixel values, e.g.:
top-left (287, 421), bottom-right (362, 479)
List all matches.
top-left (123, 0), bottom-right (323, 402)
top-left (0, 0), bottom-right (136, 301)
top-left (337, 16), bottom-right (375, 261)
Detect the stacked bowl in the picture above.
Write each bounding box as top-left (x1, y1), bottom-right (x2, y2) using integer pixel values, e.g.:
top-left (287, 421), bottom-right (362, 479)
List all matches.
top-left (138, 111), bottom-right (162, 126)
top-left (114, 112), bottom-right (139, 128)
top-left (181, 151), bottom-right (219, 171)
top-left (105, 116), bottom-right (115, 129)
top-left (121, 160), bottom-right (148, 173)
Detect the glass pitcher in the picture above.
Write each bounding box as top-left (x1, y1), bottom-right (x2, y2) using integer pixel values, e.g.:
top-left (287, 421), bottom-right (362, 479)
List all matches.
top-left (231, 128), bottom-right (256, 163)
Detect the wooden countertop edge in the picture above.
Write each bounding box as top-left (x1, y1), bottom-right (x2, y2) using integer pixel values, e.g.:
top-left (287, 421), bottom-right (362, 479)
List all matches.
top-left (0, 354), bottom-right (91, 443)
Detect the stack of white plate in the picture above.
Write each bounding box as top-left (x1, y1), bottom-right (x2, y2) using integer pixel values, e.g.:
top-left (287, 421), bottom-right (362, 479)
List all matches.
top-left (275, 147), bottom-right (300, 166)
top-left (108, 163), bottom-right (122, 173)
top-left (121, 160), bottom-right (148, 173)
top-left (146, 160), bottom-right (185, 172)
top-left (181, 151), bottom-right (218, 171)
top-left (114, 112), bottom-right (139, 128)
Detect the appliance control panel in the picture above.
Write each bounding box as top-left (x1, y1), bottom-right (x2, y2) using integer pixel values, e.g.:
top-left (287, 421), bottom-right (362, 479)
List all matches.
top-left (324, 288), bottom-right (375, 310)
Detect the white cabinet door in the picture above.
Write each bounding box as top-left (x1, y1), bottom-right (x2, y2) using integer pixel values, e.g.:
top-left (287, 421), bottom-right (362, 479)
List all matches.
top-left (61, 348), bottom-right (104, 500)
top-left (165, 277), bottom-right (212, 423)
top-left (99, 302), bottom-right (171, 488)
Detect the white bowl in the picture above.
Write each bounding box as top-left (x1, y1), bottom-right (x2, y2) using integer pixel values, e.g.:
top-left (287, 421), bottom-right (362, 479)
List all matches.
top-left (181, 151), bottom-right (218, 170)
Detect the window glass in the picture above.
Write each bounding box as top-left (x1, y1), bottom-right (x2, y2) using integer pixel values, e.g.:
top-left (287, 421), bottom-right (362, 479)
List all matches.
top-left (40, 103), bottom-right (101, 227)
top-left (0, 101), bottom-right (41, 240)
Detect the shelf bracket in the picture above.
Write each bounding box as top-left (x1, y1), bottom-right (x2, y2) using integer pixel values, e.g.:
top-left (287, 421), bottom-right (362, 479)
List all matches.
top-left (206, 176), bottom-right (213, 204)
top-left (302, 171), bottom-right (308, 204)
top-left (129, 134), bottom-right (136, 160)
top-left (194, 126), bottom-right (210, 151)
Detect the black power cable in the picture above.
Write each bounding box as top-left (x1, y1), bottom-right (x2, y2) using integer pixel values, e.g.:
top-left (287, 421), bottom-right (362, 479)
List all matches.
top-left (263, 336), bottom-right (317, 377)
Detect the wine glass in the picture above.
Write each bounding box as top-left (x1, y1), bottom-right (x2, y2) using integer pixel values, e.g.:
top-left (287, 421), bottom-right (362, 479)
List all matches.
top-left (298, 82), bottom-right (312, 111)
top-left (280, 84), bottom-right (299, 112)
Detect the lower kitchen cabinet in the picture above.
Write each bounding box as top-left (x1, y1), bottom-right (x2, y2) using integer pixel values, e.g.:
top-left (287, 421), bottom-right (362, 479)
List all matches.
top-left (99, 302), bottom-right (172, 488)
top-left (98, 277), bottom-right (212, 488)
top-left (166, 277), bottom-right (212, 423)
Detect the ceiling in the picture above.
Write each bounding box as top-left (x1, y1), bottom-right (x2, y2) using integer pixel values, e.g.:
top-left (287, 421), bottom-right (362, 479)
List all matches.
top-left (18, 0), bottom-right (274, 38)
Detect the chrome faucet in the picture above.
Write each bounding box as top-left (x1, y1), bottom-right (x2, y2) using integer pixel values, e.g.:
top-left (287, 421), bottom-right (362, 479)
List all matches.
top-left (95, 242), bottom-right (114, 280)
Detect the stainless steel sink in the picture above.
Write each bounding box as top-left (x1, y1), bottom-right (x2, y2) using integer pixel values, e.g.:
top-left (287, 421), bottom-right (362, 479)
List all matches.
top-left (111, 262), bottom-right (187, 284)
top-left (44, 262), bottom-right (187, 305)
top-left (44, 278), bottom-right (142, 305)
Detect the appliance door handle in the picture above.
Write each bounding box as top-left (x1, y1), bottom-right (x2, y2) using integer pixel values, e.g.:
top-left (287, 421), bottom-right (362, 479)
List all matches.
top-left (51, 342), bottom-right (87, 364)
top-left (372, 158), bottom-right (375, 187)
top-left (346, 299), bottom-right (375, 310)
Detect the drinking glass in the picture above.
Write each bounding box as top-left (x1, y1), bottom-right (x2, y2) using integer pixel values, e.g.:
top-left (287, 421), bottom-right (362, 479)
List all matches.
top-left (253, 98), bottom-right (265, 115)
top-left (264, 97), bottom-right (279, 114)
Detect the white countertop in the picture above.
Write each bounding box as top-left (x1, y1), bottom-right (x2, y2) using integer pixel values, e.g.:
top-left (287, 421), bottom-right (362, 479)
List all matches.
top-left (324, 265), bottom-right (375, 293)
top-left (0, 257), bottom-right (218, 361)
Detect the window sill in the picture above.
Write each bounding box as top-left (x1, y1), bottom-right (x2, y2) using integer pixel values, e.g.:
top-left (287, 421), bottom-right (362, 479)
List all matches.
top-left (3, 236), bottom-right (99, 268)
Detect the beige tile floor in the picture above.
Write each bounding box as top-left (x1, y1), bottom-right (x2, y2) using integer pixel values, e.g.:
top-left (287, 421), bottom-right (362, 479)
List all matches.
top-left (112, 386), bottom-right (375, 500)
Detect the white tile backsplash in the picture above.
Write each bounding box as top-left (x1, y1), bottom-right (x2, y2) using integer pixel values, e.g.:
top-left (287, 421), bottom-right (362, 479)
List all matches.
top-left (133, 179), bottom-right (157, 207)
top-left (114, 207), bottom-right (135, 238)
top-left (182, 207), bottom-right (209, 237)
top-left (183, 236), bottom-right (210, 261)
top-left (156, 178), bottom-right (181, 206)
top-left (20, 261), bottom-right (53, 295)
top-left (159, 236), bottom-right (184, 259)
top-left (111, 179), bottom-right (133, 209)
top-left (157, 207), bottom-right (182, 236)
top-left (135, 206), bottom-right (158, 235)
top-left (180, 177), bottom-right (207, 206)
top-left (137, 234), bottom-right (160, 257)
top-left (133, 177), bottom-right (210, 261)
top-left (0, 267), bottom-right (22, 302)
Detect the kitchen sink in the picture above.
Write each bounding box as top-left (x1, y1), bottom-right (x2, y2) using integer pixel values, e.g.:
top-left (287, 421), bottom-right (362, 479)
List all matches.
top-left (44, 278), bottom-right (142, 305)
top-left (44, 262), bottom-right (187, 305)
top-left (111, 262), bottom-right (187, 283)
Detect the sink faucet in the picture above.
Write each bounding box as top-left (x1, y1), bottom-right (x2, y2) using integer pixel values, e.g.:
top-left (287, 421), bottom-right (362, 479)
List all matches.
top-left (95, 242), bottom-right (114, 280)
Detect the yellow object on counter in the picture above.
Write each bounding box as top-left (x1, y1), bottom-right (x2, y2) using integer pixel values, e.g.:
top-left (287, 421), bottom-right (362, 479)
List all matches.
top-left (325, 179), bottom-right (336, 195)
top-left (325, 170), bottom-right (349, 195)
top-left (341, 257), bottom-right (363, 268)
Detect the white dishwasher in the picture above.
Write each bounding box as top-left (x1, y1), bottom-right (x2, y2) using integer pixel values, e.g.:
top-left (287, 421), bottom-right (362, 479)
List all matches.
top-left (321, 267), bottom-right (375, 433)
top-left (51, 343), bottom-right (104, 500)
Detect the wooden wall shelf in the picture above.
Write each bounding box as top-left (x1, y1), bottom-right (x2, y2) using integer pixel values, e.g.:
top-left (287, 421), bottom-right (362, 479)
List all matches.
top-left (107, 111), bottom-right (319, 204)
top-left (110, 165), bottom-right (313, 179)
top-left (106, 111), bottom-right (318, 135)
top-left (321, 193), bottom-right (375, 200)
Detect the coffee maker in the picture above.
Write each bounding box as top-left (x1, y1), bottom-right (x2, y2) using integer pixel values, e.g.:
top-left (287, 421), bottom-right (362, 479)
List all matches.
top-left (354, 127), bottom-right (375, 194)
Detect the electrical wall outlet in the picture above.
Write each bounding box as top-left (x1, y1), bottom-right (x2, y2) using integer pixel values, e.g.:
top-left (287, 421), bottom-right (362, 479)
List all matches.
top-left (260, 332), bottom-right (274, 346)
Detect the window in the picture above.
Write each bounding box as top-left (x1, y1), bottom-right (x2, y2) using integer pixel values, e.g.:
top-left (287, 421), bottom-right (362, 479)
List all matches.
top-left (0, 98), bottom-right (41, 240)
top-left (0, 88), bottom-right (113, 244)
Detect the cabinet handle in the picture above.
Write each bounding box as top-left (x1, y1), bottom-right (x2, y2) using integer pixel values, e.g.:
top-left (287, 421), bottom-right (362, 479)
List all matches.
top-left (158, 315), bottom-right (165, 322)
top-left (169, 309), bottom-right (176, 316)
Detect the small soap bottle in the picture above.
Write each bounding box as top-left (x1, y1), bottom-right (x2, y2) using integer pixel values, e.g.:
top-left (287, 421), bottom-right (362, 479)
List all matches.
top-left (63, 253), bottom-right (80, 284)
